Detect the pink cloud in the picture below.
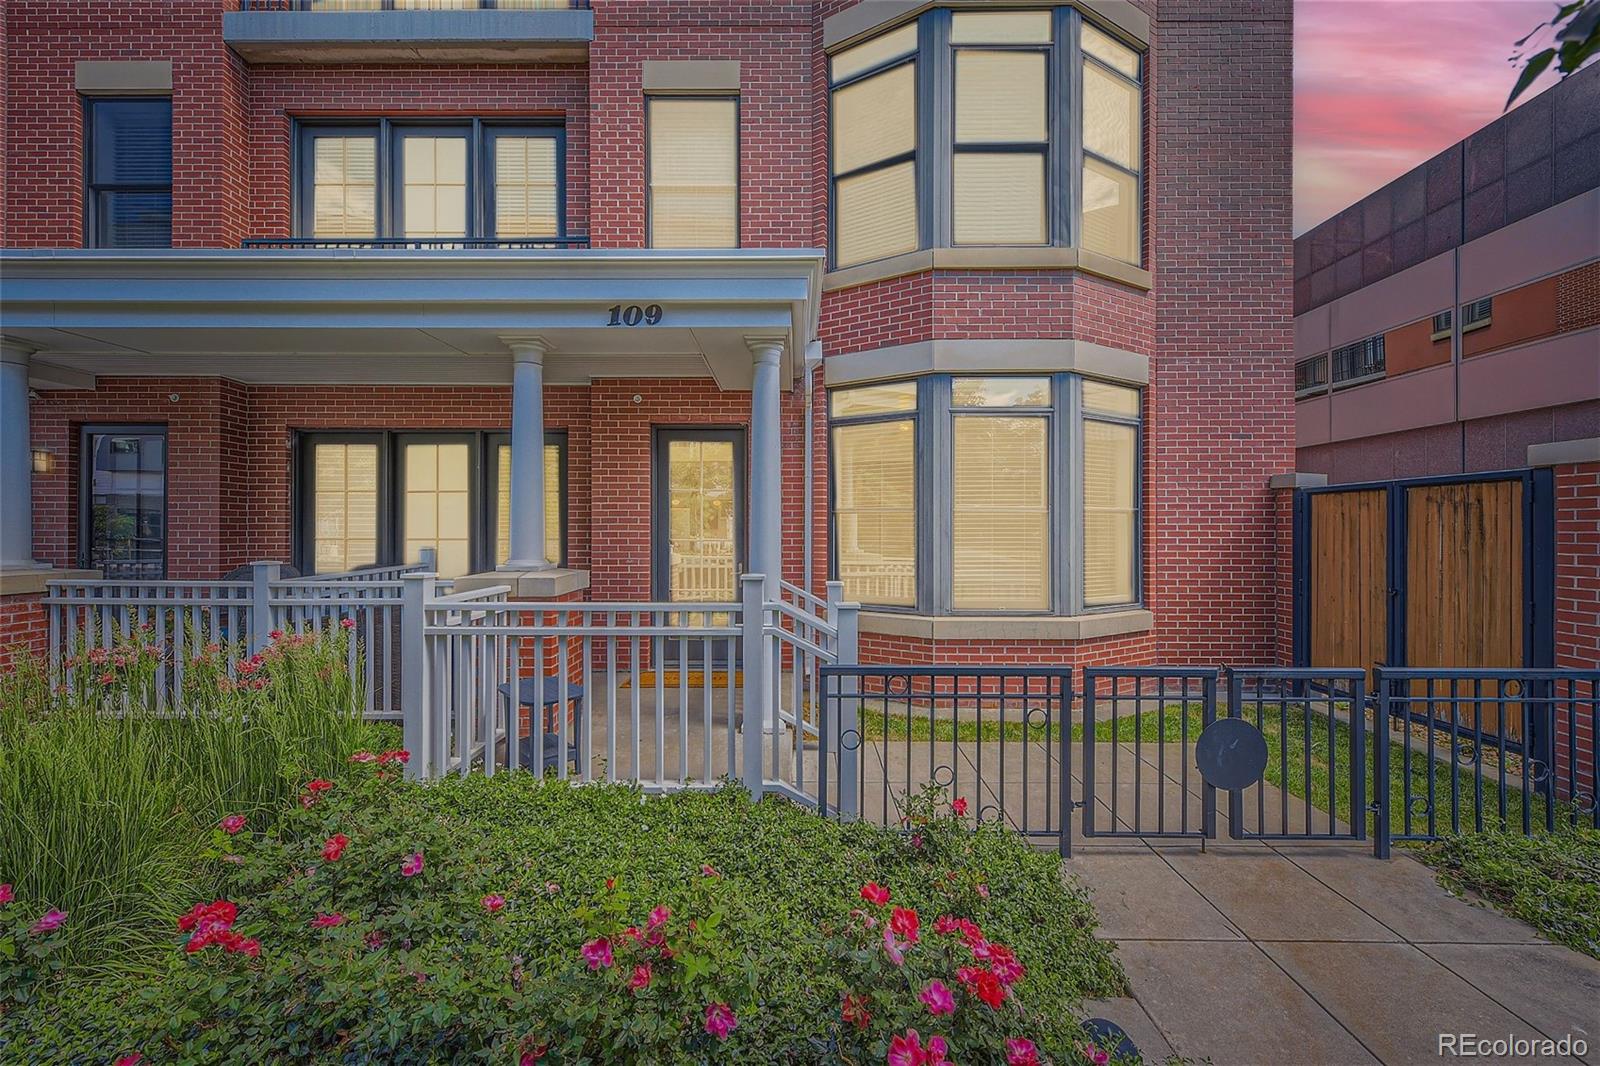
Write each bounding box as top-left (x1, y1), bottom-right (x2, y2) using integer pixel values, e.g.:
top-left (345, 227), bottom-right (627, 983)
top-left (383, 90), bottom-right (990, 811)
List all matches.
top-left (1293, 0), bottom-right (1564, 234)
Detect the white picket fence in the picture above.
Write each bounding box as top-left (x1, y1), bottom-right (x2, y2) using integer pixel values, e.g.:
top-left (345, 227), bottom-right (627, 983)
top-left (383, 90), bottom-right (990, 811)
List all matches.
top-left (41, 557), bottom-right (859, 803)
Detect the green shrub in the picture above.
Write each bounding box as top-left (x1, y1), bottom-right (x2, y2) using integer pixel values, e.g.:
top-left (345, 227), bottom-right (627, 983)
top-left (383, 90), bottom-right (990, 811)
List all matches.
top-left (2, 768), bottom-right (1124, 1064)
top-left (0, 628), bottom-right (376, 970)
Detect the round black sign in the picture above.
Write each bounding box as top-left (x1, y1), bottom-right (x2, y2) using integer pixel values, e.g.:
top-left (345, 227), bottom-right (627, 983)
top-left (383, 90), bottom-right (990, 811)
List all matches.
top-left (1194, 718), bottom-right (1269, 791)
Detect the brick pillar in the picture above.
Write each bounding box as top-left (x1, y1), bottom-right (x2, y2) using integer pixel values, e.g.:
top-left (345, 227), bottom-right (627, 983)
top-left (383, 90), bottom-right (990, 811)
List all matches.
top-left (1551, 456), bottom-right (1598, 803)
top-left (0, 592), bottom-right (47, 670)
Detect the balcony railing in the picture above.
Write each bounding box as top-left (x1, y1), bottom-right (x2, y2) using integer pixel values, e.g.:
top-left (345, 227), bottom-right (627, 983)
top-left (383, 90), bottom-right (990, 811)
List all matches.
top-left (239, 1), bottom-right (589, 10)
top-left (240, 236), bottom-right (590, 250)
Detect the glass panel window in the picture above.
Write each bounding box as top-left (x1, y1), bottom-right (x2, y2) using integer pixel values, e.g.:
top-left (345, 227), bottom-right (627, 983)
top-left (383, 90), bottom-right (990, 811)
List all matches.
top-left (311, 443), bottom-right (380, 574)
top-left (953, 49), bottom-right (1047, 245)
top-left (1082, 380), bottom-right (1140, 417)
top-left (833, 420), bottom-right (917, 607)
top-left (1081, 157), bottom-right (1139, 263)
top-left (953, 153), bottom-right (1046, 245)
top-left (400, 136), bottom-right (468, 239)
top-left (951, 10), bottom-right (1052, 44)
top-left (311, 135), bottom-right (378, 238)
top-left (832, 63), bottom-right (916, 176)
top-left (830, 381), bottom-right (918, 418)
top-left (1083, 62), bottom-right (1141, 170)
top-left (831, 22), bottom-right (918, 82)
top-left (835, 161), bottom-right (919, 268)
top-left (1082, 23), bottom-right (1140, 78)
top-left (86, 98), bottom-right (172, 247)
top-left (648, 97), bottom-right (739, 248)
top-left (493, 136), bottom-right (559, 238)
top-left (667, 439), bottom-right (738, 604)
top-left (82, 429), bottom-right (167, 579)
top-left (1082, 420), bottom-right (1137, 605)
top-left (954, 50), bottom-right (1046, 144)
top-left (952, 377), bottom-right (1051, 408)
top-left (951, 416), bottom-right (1049, 610)
top-left (494, 441), bottom-right (564, 567)
top-left (403, 442), bottom-right (472, 577)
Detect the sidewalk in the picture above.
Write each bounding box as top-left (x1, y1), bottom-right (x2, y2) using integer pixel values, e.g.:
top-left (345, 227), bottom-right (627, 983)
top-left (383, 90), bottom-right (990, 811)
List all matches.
top-left (1068, 839), bottom-right (1600, 1065)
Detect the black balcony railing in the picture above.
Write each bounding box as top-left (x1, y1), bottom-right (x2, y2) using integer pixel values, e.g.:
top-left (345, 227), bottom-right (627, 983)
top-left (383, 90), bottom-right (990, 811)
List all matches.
top-left (240, 236), bottom-right (590, 250)
top-left (239, 1), bottom-right (589, 10)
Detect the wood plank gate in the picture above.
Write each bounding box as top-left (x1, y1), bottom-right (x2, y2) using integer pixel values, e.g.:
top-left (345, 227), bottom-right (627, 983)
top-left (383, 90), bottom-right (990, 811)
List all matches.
top-left (1294, 470), bottom-right (1555, 693)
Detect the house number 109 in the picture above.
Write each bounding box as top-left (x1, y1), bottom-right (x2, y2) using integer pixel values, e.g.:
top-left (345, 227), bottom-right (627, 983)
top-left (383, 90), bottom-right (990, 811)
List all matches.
top-left (606, 304), bottom-right (664, 326)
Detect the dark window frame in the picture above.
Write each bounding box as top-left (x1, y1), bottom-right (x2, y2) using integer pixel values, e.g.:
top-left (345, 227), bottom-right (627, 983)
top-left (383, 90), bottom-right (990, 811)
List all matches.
top-left (825, 7), bottom-right (1147, 269)
top-left (949, 34), bottom-right (1055, 248)
top-left (294, 429), bottom-right (569, 576)
top-left (293, 118), bottom-right (566, 242)
top-left (827, 373), bottom-right (1145, 615)
top-left (82, 96), bottom-right (173, 248)
top-left (78, 423), bottom-right (169, 579)
top-left (644, 93), bottom-right (742, 249)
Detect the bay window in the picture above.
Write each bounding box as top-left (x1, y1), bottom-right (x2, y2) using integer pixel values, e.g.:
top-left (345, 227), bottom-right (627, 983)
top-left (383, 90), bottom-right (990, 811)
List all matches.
top-left (828, 7), bottom-right (1145, 268)
top-left (829, 374), bottom-right (1141, 614)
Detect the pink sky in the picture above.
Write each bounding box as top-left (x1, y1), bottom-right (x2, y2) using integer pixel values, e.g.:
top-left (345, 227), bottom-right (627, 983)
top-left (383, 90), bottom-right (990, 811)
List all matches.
top-left (1294, 0), bottom-right (1564, 234)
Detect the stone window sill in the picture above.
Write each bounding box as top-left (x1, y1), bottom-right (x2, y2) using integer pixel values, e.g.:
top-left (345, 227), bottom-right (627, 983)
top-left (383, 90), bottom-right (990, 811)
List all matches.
top-left (822, 247), bottom-right (1152, 294)
top-left (858, 608), bottom-right (1153, 642)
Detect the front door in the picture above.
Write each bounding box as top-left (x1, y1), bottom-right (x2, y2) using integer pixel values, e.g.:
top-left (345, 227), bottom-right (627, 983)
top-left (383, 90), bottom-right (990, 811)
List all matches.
top-left (654, 429), bottom-right (745, 614)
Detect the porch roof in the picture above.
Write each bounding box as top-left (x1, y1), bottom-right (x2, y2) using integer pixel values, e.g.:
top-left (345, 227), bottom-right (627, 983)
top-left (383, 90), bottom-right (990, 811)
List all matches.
top-left (0, 248), bottom-right (824, 391)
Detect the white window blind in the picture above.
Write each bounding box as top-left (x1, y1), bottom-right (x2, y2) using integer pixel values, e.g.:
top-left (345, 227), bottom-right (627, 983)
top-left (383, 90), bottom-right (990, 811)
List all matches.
top-left (830, 380), bottom-right (917, 418)
top-left (831, 22), bottom-right (918, 82)
top-left (954, 50), bottom-right (1046, 144)
top-left (951, 10), bottom-right (1052, 44)
top-left (1083, 62), bottom-right (1140, 170)
top-left (953, 50), bottom-right (1046, 245)
top-left (951, 416), bottom-right (1049, 610)
top-left (494, 136), bottom-right (559, 238)
top-left (311, 136), bottom-right (377, 238)
top-left (954, 154), bottom-right (1046, 245)
top-left (495, 443), bottom-right (563, 567)
top-left (648, 98), bottom-right (738, 248)
top-left (833, 420), bottom-right (917, 606)
top-left (1083, 419), bottom-right (1137, 605)
top-left (835, 161), bottom-right (919, 268)
top-left (1081, 157), bottom-right (1138, 263)
top-left (312, 443), bottom-right (379, 574)
top-left (401, 136), bottom-right (468, 239)
top-left (403, 442), bottom-right (471, 577)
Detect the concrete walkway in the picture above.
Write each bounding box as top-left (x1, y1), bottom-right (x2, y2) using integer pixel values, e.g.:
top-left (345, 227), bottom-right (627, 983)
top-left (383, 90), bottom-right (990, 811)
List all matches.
top-left (1068, 838), bottom-right (1600, 1065)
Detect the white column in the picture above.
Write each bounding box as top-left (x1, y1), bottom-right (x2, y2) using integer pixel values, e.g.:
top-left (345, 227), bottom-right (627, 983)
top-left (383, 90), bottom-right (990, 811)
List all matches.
top-left (502, 337), bottom-right (550, 571)
top-left (747, 338), bottom-right (784, 596)
top-left (0, 340), bottom-right (39, 570)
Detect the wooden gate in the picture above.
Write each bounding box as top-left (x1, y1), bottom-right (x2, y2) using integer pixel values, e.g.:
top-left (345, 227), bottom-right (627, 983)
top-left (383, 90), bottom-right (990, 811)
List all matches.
top-left (1295, 471), bottom-right (1554, 705)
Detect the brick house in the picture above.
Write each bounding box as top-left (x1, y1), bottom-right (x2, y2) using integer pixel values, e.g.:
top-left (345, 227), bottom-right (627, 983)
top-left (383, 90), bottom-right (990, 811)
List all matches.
top-left (0, 0), bottom-right (1296, 674)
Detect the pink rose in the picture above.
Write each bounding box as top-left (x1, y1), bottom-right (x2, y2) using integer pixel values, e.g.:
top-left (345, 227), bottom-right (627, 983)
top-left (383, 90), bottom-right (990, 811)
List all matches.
top-left (310, 913), bottom-right (345, 928)
top-left (629, 962), bottom-right (652, 991)
top-left (581, 937), bottom-right (614, 970)
top-left (30, 909), bottom-right (68, 935)
top-left (220, 814), bottom-right (247, 835)
top-left (703, 1002), bottom-right (738, 1040)
top-left (0, 883), bottom-right (12, 906)
top-left (647, 904), bottom-right (670, 930)
top-left (859, 881), bottom-right (890, 906)
top-left (481, 894), bottom-right (506, 914)
top-left (1006, 1037), bottom-right (1041, 1066)
top-left (400, 852), bottom-right (424, 878)
top-left (919, 979), bottom-right (956, 1016)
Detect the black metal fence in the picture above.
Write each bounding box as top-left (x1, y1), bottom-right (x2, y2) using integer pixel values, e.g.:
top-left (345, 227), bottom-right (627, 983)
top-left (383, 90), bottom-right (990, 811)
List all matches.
top-left (1372, 667), bottom-right (1599, 858)
top-left (816, 663), bottom-right (1599, 860)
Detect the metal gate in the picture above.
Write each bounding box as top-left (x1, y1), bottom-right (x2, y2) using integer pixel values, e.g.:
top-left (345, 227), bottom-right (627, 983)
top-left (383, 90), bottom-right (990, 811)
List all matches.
top-left (1293, 470), bottom-right (1556, 681)
top-left (818, 665), bottom-right (1377, 854)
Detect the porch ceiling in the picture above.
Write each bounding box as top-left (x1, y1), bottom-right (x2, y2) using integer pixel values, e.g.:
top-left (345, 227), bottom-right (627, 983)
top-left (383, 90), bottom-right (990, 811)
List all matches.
top-left (0, 248), bottom-right (824, 390)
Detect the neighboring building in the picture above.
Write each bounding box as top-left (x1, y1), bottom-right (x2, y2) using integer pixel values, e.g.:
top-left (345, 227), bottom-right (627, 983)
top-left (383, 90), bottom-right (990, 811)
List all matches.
top-left (1293, 64), bottom-right (1599, 483)
top-left (0, 0), bottom-right (1295, 670)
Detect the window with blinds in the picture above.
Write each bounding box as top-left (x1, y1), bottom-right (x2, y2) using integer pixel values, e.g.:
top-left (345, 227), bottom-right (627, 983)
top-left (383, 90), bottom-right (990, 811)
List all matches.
top-left (494, 440), bottom-right (566, 567)
top-left (310, 135), bottom-right (378, 238)
top-left (828, 373), bottom-right (1141, 615)
top-left (86, 98), bottom-right (172, 248)
top-left (830, 382), bottom-right (918, 607)
top-left (403, 442), bottom-right (472, 578)
top-left (400, 135), bottom-right (469, 239)
top-left (952, 15), bottom-right (1050, 245)
top-left (830, 28), bottom-right (919, 268)
top-left (647, 97), bottom-right (739, 248)
top-left (493, 135), bottom-right (560, 239)
top-left (311, 443), bottom-right (380, 574)
top-left (1080, 24), bottom-right (1143, 263)
top-left (297, 121), bottom-right (562, 243)
top-left (951, 377), bottom-right (1051, 610)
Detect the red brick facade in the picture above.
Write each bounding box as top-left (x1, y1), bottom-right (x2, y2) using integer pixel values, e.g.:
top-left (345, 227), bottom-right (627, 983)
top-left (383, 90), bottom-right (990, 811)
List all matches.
top-left (5, 0), bottom-right (1299, 672)
top-left (1553, 461), bottom-right (1599, 799)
